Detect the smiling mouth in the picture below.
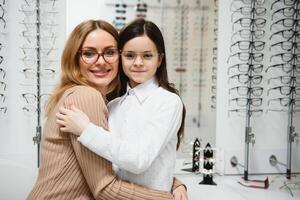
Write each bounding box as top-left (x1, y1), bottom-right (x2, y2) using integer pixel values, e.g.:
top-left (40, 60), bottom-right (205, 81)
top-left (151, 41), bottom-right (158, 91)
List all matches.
top-left (90, 69), bottom-right (111, 76)
top-left (132, 70), bottom-right (146, 73)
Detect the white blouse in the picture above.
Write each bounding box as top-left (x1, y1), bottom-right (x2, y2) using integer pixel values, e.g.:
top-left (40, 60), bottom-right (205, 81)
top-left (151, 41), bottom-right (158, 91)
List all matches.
top-left (78, 78), bottom-right (183, 191)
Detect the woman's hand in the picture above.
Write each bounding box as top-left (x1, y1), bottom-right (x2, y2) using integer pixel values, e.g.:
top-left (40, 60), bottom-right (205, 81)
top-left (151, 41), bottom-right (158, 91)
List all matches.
top-left (172, 185), bottom-right (188, 200)
top-left (56, 105), bottom-right (90, 135)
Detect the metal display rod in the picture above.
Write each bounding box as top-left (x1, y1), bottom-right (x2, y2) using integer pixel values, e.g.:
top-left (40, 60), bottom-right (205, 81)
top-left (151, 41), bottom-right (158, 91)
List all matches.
top-left (286, 1), bottom-right (299, 180)
top-left (32, 0), bottom-right (42, 167)
top-left (243, 0), bottom-right (258, 181)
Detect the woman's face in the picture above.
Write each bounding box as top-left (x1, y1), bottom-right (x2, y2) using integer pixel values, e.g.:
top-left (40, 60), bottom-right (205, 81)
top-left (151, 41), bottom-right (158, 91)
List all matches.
top-left (79, 29), bottom-right (119, 94)
top-left (121, 35), bottom-right (162, 88)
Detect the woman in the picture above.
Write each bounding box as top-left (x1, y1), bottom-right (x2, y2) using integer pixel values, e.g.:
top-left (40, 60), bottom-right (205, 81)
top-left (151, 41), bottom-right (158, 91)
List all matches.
top-left (27, 19), bottom-right (185, 200)
top-left (56, 18), bottom-right (187, 200)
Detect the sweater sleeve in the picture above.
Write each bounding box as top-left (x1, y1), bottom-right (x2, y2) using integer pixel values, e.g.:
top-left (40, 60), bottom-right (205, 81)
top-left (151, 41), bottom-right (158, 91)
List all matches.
top-left (63, 86), bottom-right (173, 200)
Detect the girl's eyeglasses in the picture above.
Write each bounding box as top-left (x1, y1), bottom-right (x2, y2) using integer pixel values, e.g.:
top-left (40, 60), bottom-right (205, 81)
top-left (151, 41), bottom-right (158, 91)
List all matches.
top-left (121, 51), bottom-right (160, 63)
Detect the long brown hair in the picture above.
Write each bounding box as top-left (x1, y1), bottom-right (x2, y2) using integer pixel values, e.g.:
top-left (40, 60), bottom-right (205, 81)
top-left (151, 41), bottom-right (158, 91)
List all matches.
top-left (46, 20), bottom-right (120, 115)
top-left (118, 18), bottom-right (186, 150)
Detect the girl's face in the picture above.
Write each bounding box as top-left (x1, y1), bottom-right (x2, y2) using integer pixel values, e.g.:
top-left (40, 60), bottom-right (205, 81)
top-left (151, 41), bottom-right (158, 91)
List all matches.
top-left (79, 29), bottom-right (119, 94)
top-left (121, 35), bottom-right (162, 88)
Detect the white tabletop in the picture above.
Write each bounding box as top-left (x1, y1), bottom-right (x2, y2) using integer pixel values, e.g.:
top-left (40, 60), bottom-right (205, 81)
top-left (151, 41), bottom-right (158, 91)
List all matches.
top-left (175, 173), bottom-right (300, 200)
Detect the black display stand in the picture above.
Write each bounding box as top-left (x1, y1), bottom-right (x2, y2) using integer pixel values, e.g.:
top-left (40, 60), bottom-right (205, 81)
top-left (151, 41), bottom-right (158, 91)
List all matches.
top-left (181, 138), bottom-right (201, 173)
top-left (199, 143), bottom-right (217, 185)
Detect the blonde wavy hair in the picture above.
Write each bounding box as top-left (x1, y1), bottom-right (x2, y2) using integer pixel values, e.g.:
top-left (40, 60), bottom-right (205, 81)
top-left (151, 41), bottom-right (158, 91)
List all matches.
top-left (46, 19), bottom-right (120, 116)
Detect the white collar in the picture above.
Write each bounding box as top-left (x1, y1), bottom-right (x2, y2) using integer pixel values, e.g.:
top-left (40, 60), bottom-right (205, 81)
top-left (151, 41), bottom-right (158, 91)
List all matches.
top-left (120, 77), bottom-right (159, 104)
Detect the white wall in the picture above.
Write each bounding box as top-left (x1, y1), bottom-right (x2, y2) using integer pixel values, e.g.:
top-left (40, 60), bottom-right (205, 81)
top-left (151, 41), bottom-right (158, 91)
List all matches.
top-left (66, 0), bottom-right (104, 36)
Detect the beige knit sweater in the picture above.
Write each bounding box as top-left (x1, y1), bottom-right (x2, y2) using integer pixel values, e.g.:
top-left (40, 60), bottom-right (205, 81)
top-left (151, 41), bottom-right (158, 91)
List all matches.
top-left (27, 85), bottom-right (183, 200)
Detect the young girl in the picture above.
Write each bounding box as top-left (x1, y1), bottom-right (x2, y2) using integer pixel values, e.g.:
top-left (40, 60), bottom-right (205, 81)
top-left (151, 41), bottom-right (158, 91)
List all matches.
top-left (57, 18), bottom-right (186, 198)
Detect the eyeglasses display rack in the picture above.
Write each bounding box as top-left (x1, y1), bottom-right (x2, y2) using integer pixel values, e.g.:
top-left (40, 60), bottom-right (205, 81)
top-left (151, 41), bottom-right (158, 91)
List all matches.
top-left (268, 0), bottom-right (300, 179)
top-left (228, 0), bottom-right (266, 181)
top-left (19, 0), bottom-right (60, 167)
top-left (33, 0), bottom-right (42, 167)
top-left (0, 0), bottom-right (7, 116)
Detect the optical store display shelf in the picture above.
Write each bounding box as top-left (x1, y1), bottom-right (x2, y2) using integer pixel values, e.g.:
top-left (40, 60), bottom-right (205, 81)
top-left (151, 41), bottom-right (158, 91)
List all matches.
top-left (175, 173), bottom-right (300, 200)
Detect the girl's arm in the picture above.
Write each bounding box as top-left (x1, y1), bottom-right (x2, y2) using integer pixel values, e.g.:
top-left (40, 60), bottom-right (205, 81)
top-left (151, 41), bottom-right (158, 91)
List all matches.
top-left (61, 86), bottom-right (176, 200)
top-left (57, 96), bottom-right (183, 174)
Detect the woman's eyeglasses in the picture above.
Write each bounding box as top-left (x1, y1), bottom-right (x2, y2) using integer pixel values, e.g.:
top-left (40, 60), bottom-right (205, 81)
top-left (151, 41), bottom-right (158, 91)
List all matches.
top-left (79, 48), bottom-right (119, 65)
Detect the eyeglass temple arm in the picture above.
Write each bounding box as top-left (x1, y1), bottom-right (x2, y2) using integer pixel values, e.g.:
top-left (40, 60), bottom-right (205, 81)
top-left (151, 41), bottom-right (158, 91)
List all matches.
top-left (270, 21), bottom-right (278, 31)
top-left (0, 81), bottom-right (6, 90)
top-left (270, 54), bottom-right (277, 62)
top-left (267, 88), bottom-right (273, 96)
top-left (227, 54), bottom-right (236, 63)
top-left (271, 9), bottom-right (281, 20)
top-left (268, 77), bottom-right (276, 84)
top-left (0, 94), bottom-right (5, 102)
top-left (0, 68), bottom-right (5, 78)
top-left (271, 0), bottom-right (279, 10)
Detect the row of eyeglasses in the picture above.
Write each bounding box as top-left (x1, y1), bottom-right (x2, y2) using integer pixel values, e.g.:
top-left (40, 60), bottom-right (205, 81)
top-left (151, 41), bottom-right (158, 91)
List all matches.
top-left (172, 5), bottom-right (189, 96)
top-left (267, 0), bottom-right (300, 113)
top-left (0, 0), bottom-right (7, 115)
top-left (227, 0), bottom-right (266, 117)
top-left (159, 1), bottom-right (201, 128)
top-left (111, 0), bottom-right (148, 31)
top-left (19, 0), bottom-right (59, 117)
top-left (211, 0), bottom-right (219, 111)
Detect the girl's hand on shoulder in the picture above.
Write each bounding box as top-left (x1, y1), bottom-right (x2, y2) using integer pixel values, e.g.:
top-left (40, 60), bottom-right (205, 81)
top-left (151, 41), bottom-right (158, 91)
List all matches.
top-left (56, 105), bottom-right (90, 135)
top-left (172, 185), bottom-right (188, 200)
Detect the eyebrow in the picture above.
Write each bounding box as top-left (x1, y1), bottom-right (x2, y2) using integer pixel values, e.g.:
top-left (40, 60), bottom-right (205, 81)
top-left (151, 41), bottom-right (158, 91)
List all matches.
top-left (123, 50), bottom-right (155, 53)
top-left (81, 45), bottom-right (118, 50)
